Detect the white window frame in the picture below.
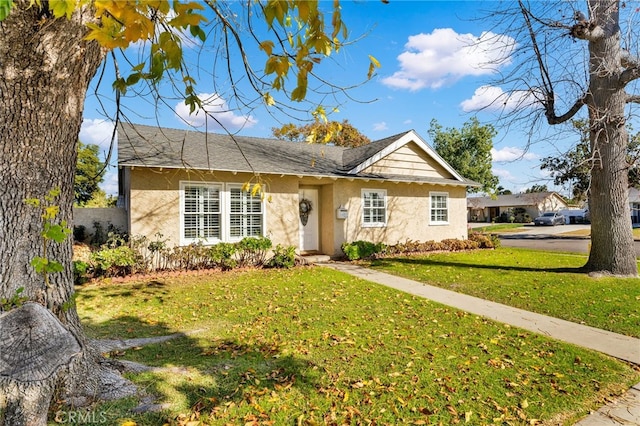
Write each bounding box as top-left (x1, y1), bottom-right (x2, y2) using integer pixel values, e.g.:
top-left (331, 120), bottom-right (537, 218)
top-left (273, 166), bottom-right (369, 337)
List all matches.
top-left (429, 191), bottom-right (449, 225)
top-left (180, 181), bottom-right (265, 245)
top-left (362, 189), bottom-right (387, 227)
top-left (227, 183), bottom-right (264, 242)
top-left (180, 181), bottom-right (223, 245)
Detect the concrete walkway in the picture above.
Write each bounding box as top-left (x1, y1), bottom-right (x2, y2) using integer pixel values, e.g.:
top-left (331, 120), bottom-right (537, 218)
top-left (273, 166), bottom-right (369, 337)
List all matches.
top-left (320, 262), bottom-right (640, 425)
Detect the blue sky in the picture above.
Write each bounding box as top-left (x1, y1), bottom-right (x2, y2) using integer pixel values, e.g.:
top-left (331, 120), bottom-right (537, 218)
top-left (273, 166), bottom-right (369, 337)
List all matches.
top-left (80, 1), bottom-right (574, 196)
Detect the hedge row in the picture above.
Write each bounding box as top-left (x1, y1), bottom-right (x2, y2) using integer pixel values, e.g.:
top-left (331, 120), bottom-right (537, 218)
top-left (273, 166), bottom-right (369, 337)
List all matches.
top-left (74, 234), bottom-right (297, 283)
top-left (341, 232), bottom-right (500, 261)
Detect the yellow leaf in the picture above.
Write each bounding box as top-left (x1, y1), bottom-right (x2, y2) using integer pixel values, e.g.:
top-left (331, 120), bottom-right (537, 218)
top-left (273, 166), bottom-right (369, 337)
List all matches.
top-left (520, 399), bottom-right (529, 409)
top-left (120, 421), bottom-right (137, 426)
top-left (263, 93), bottom-right (275, 106)
top-left (465, 411), bottom-right (473, 423)
top-left (343, 390), bottom-right (349, 402)
top-left (259, 40), bottom-right (274, 56)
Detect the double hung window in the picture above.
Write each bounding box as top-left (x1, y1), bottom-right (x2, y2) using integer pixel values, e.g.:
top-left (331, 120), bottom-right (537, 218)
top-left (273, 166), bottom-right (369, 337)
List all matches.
top-left (181, 182), bottom-right (264, 244)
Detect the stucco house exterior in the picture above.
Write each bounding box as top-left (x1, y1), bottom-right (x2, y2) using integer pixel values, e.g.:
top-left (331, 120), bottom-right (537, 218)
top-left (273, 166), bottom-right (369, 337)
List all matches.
top-left (117, 123), bottom-right (479, 257)
top-left (467, 192), bottom-right (569, 223)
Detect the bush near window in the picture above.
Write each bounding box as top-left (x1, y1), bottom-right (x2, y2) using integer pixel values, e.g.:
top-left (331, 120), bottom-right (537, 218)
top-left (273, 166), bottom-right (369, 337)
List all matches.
top-left (73, 235), bottom-right (297, 282)
top-left (265, 244), bottom-right (297, 269)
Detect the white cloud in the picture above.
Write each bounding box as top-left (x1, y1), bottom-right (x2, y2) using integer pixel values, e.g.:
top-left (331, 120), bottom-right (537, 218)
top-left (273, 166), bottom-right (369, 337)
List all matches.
top-left (403, 119), bottom-right (413, 125)
top-left (79, 119), bottom-right (115, 151)
top-left (174, 93), bottom-right (257, 130)
top-left (460, 85), bottom-right (537, 112)
top-left (491, 146), bottom-right (538, 162)
top-left (373, 121), bottom-right (388, 131)
top-left (492, 167), bottom-right (516, 181)
top-left (381, 28), bottom-right (515, 91)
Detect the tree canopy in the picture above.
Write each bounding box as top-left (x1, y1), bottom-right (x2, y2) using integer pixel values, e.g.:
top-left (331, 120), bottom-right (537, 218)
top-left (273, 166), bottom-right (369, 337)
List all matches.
top-left (524, 184), bottom-right (548, 193)
top-left (74, 141), bottom-right (104, 206)
top-left (428, 117), bottom-right (499, 194)
top-left (272, 120), bottom-right (371, 147)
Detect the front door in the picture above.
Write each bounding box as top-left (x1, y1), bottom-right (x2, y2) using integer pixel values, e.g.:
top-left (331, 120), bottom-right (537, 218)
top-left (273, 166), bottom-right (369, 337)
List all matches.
top-left (299, 189), bottom-right (319, 252)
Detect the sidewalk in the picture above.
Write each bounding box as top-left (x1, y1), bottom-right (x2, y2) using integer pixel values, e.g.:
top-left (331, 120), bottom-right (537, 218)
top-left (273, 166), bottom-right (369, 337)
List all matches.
top-left (321, 262), bottom-right (640, 425)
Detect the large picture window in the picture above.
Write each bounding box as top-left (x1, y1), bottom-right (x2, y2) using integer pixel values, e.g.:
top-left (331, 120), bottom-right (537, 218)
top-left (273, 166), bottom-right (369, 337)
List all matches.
top-left (362, 189), bottom-right (387, 227)
top-left (430, 192), bottom-right (449, 225)
top-left (181, 182), bottom-right (264, 244)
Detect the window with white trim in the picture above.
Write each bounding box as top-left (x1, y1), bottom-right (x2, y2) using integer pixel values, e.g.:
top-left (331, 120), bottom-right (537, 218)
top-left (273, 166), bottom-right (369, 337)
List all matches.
top-left (182, 184), bottom-right (222, 241)
top-left (430, 192), bottom-right (449, 224)
top-left (229, 185), bottom-right (263, 238)
top-left (181, 182), bottom-right (264, 244)
top-left (362, 189), bottom-right (387, 227)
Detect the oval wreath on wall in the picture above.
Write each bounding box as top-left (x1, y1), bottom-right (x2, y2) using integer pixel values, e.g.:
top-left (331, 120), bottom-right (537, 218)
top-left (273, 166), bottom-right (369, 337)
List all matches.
top-left (299, 198), bottom-right (312, 226)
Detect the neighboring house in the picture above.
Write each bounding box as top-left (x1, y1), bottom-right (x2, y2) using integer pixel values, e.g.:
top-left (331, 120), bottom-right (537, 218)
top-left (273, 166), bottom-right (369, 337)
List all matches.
top-left (118, 123), bottom-right (480, 257)
top-left (628, 188), bottom-right (640, 225)
top-left (467, 192), bottom-right (569, 223)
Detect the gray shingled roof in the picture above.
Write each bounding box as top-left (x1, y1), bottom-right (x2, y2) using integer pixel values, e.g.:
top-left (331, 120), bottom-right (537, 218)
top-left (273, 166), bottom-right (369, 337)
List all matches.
top-left (118, 123), bottom-right (477, 186)
top-left (467, 192), bottom-right (567, 208)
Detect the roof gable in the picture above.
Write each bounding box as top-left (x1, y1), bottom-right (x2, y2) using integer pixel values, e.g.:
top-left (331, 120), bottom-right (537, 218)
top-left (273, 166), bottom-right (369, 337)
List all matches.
top-left (345, 130), bottom-right (465, 182)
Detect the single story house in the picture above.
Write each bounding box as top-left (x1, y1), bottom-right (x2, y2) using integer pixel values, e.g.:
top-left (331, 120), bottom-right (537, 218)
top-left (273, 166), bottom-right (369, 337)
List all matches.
top-left (467, 192), bottom-right (569, 223)
top-left (117, 123), bottom-right (479, 257)
top-left (627, 188), bottom-right (640, 224)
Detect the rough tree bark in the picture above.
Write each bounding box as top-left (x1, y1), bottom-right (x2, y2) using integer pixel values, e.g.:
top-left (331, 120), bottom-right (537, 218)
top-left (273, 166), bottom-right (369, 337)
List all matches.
top-left (582, 0), bottom-right (637, 276)
top-left (524, 0), bottom-right (638, 276)
top-left (0, 4), bottom-right (134, 424)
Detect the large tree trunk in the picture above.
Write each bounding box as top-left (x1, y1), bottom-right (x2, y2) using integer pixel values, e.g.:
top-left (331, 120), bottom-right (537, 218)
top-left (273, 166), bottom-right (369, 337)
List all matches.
top-left (584, 0), bottom-right (638, 276)
top-left (0, 4), bottom-right (117, 424)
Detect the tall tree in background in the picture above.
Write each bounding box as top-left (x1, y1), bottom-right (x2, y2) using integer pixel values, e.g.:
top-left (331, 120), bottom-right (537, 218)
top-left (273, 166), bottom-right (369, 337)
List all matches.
top-left (524, 184), bottom-right (549, 193)
top-left (428, 117), bottom-right (499, 194)
top-left (488, 0), bottom-right (639, 276)
top-left (272, 119), bottom-right (371, 147)
top-left (75, 141), bottom-right (104, 206)
top-left (0, 1), bottom-right (376, 423)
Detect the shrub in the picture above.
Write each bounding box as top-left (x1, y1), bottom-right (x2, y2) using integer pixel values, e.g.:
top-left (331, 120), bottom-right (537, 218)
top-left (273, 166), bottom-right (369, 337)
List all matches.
top-left (209, 242), bottom-right (238, 270)
top-left (73, 260), bottom-right (90, 284)
top-left (265, 244), bottom-right (297, 269)
top-left (91, 246), bottom-right (138, 277)
top-left (237, 237), bottom-right (272, 267)
top-left (341, 241), bottom-right (386, 260)
top-left (468, 231), bottom-right (501, 249)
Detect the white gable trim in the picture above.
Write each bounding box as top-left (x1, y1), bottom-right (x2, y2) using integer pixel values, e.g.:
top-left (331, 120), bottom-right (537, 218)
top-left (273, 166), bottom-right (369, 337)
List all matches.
top-left (347, 130), bottom-right (466, 182)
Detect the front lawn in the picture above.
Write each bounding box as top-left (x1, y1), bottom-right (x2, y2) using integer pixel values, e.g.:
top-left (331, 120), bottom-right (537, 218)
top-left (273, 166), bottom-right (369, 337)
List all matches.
top-left (367, 247), bottom-right (640, 337)
top-left (471, 223), bottom-right (526, 233)
top-left (76, 267), bottom-right (639, 425)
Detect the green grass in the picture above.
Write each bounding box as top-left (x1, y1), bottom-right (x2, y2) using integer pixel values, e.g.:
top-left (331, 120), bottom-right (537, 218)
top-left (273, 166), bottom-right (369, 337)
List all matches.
top-left (366, 247), bottom-right (640, 338)
top-left (471, 223), bottom-right (525, 233)
top-left (75, 268), bottom-right (639, 425)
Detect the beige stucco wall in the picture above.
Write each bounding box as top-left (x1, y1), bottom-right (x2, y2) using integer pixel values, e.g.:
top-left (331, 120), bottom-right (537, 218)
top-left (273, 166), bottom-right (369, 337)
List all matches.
top-left (330, 180), bottom-right (468, 255)
top-left (127, 168), bottom-right (469, 257)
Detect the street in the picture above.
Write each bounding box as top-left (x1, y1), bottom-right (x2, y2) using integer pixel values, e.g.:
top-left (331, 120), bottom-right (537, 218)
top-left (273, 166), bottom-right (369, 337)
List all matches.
top-left (485, 224), bottom-right (640, 256)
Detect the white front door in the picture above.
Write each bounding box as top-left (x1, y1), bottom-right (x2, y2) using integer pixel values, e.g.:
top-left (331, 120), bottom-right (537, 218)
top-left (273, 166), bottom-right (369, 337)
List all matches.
top-left (299, 189), bottom-right (319, 252)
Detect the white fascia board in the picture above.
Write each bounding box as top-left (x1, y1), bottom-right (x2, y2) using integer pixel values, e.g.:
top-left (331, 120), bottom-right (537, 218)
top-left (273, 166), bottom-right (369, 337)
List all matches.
top-left (346, 130), bottom-right (466, 182)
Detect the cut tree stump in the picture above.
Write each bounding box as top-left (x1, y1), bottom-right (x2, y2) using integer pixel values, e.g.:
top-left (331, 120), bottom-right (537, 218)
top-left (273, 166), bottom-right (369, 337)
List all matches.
top-left (0, 302), bottom-right (80, 426)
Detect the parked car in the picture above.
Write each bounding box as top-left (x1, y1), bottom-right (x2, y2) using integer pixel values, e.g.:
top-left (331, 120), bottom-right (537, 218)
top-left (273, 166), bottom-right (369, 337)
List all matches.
top-left (534, 211), bottom-right (565, 226)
